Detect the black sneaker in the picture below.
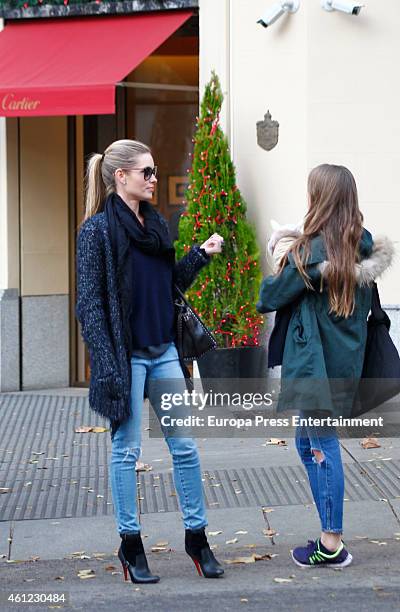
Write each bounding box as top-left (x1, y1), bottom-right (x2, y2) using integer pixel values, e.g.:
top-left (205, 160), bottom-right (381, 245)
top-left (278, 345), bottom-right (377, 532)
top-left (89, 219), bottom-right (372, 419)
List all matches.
top-left (291, 539), bottom-right (353, 568)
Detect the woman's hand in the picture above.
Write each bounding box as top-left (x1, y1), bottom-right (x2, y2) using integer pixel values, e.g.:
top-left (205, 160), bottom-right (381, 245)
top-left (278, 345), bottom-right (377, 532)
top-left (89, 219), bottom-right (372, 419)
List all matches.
top-left (200, 233), bottom-right (224, 256)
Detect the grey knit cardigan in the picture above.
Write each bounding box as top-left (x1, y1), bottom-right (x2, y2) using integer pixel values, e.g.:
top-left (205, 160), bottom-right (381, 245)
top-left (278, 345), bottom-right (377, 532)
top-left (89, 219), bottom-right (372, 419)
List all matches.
top-left (75, 211), bottom-right (210, 426)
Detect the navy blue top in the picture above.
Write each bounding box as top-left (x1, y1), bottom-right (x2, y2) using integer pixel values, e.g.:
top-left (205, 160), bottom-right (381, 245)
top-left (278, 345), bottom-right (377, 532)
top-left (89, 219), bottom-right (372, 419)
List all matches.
top-left (130, 244), bottom-right (176, 350)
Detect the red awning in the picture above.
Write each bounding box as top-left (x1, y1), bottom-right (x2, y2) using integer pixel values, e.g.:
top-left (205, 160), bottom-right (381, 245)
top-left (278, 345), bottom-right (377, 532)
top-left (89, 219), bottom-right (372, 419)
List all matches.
top-left (0, 11), bottom-right (192, 117)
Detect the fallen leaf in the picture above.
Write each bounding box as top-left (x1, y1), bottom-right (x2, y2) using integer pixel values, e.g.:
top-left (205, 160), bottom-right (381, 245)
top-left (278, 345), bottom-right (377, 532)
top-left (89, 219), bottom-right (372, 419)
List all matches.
top-left (369, 540), bottom-right (387, 546)
top-left (226, 538), bottom-right (239, 544)
top-left (75, 426), bottom-right (93, 433)
top-left (77, 569), bottom-right (96, 579)
top-left (54, 576), bottom-right (65, 581)
top-left (135, 461), bottom-right (153, 472)
top-left (155, 541), bottom-right (169, 547)
top-left (208, 531), bottom-right (222, 536)
top-left (262, 507), bottom-right (274, 513)
top-left (151, 546), bottom-right (169, 552)
top-left (265, 438), bottom-right (287, 446)
top-left (235, 530), bottom-right (248, 535)
top-left (0, 488), bottom-right (11, 494)
top-left (92, 427), bottom-right (108, 433)
top-left (23, 578), bottom-right (35, 582)
top-left (228, 551), bottom-right (277, 565)
top-left (274, 577), bottom-right (293, 583)
top-left (225, 556), bottom-right (257, 565)
top-left (105, 565), bottom-right (117, 571)
top-left (240, 598), bottom-right (249, 603)
top-left (263, 528), bottom-right (276, 537)
top-left (361, 437), bottom-right (381, 449)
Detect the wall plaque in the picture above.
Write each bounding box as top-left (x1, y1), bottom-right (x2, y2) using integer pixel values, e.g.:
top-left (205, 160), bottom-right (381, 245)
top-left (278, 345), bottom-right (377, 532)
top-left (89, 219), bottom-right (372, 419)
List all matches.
top-left (256, 111), bottom-right (279, 151)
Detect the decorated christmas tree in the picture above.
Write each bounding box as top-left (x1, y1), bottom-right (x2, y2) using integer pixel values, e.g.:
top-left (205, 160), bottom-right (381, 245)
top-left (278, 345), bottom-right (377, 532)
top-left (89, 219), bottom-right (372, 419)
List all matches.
top-left (175, 72), bottom-right (264, 349)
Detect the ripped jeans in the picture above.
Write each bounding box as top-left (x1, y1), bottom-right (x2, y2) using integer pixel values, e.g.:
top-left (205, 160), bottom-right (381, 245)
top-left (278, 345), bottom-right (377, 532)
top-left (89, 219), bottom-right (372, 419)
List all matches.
top-left (295, 421), bottom-right (344, 533)
top-left (109, 342), bottom-right (207, 535)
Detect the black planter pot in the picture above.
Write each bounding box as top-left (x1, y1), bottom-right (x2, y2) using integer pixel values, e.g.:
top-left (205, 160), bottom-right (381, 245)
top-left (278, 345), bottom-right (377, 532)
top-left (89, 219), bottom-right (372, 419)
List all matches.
top-left (197, 346), bottom-right (267, 380)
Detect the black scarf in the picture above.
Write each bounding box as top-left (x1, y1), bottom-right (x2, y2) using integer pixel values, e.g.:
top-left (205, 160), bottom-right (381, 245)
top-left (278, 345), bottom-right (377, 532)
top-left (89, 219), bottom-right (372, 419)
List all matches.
top-left (104, 192), bottom-right (175, 355)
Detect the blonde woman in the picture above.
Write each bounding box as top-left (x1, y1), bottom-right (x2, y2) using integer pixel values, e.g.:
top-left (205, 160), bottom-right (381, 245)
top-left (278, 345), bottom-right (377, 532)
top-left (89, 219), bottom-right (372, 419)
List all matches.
top-left (76, 140), bottom-right (224, 583)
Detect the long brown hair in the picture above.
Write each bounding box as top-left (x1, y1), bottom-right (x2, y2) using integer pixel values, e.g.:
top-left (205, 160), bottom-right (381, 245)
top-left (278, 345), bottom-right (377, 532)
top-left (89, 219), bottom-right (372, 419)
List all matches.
top-left (277, 164), bottom-right (364, 317)
top-left (82, 139), bottom-right (151, 225)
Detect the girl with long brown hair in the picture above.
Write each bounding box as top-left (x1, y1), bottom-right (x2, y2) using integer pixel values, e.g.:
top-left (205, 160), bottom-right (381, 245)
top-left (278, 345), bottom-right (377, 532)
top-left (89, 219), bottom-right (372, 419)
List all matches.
top-left (257, 164), bottom-right (394, 567)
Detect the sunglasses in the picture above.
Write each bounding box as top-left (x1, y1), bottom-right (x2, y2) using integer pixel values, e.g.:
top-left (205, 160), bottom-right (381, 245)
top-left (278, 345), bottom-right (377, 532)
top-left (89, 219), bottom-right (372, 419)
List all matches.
top-left (132, 166), bottom-right (158, 181)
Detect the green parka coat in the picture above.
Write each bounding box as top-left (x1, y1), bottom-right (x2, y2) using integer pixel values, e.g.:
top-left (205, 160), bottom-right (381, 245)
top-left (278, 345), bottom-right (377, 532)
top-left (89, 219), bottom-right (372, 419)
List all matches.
top-left (256, 229), bottom-right (394, 416)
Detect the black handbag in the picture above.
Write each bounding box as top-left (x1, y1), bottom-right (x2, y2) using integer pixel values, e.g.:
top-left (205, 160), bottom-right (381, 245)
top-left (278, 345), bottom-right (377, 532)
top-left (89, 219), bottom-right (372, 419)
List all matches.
top-left (174, 285), bottom-right (217, 362)
top-left (352, 282), bottom-right (400, 416)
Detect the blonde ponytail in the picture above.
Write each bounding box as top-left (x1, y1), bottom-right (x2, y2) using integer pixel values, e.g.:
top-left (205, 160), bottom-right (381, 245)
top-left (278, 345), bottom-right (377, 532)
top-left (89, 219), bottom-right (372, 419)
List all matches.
top-left (83, 153), bottom-right (106, 224)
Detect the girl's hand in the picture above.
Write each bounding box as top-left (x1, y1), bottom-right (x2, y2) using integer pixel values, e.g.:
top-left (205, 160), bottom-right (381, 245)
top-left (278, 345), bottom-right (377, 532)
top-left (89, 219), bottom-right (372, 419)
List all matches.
top-left (200, 233), bottom-right (224, 256)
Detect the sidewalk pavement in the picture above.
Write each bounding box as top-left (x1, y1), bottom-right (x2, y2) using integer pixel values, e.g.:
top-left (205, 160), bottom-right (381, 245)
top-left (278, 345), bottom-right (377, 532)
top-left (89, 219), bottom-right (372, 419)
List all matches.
top-left (1, 389), bottom-right (400, 611)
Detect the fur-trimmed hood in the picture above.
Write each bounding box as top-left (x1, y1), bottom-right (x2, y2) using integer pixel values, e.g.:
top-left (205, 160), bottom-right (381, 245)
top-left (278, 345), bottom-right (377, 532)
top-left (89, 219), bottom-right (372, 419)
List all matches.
top-left (270, 226), bottom-right (395, 286)
top-left (317, 235), bottom-right (395, 286)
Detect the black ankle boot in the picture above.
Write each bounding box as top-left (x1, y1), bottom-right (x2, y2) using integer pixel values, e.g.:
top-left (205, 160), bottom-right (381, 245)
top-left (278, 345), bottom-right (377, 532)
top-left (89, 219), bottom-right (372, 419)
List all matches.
top-left (118, 533), bottom-right (160, 584)
top-left (185, 528), bottom-right (224, 578)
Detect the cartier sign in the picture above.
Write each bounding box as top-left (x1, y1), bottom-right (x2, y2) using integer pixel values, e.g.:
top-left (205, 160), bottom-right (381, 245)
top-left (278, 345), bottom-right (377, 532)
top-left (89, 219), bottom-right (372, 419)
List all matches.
top-left (1, 94), bottom-right (41, 112)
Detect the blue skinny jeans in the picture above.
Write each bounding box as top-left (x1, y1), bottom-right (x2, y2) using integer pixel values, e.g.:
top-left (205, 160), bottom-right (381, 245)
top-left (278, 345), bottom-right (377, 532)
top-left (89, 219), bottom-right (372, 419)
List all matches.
top-left (109, 342), bottom-right (207, 535)
top-left (295, 422), bottom-right (344, 534)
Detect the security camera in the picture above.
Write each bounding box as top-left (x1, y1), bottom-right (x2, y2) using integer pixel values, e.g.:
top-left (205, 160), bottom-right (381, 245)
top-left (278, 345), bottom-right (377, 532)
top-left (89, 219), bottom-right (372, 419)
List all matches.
top-left (321, 1), bottom-right (364, 15)
top-left (257, 0), bottom-right (300, 28)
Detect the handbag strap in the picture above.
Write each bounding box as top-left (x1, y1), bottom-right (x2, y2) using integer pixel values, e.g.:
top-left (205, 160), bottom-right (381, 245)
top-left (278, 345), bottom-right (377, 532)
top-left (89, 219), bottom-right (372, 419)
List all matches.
top-left (176, 310), bottom-right (184, 360)
top-left (369, 282), bottom-right (391, 329)
top-left (174, 283), bottom-right (189, 305)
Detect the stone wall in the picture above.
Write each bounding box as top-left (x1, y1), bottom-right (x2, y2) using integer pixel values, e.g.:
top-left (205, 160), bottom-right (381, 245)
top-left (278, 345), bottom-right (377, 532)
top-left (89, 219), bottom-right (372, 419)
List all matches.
top-left (0, 0), bottom-right (198, 19)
